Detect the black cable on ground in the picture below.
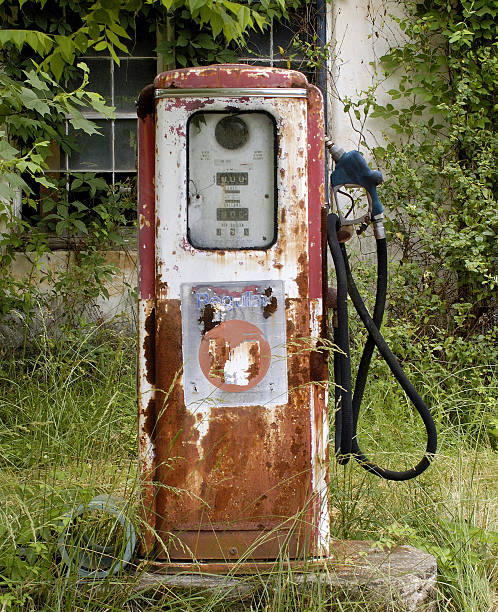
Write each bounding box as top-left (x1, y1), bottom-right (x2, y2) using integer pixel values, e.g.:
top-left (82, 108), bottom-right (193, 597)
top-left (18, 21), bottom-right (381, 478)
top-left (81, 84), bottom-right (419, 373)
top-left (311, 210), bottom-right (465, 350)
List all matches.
top-left (339, 240), bottom-right (438, 480)
top-left (327, 214), bottom-right (353, 462)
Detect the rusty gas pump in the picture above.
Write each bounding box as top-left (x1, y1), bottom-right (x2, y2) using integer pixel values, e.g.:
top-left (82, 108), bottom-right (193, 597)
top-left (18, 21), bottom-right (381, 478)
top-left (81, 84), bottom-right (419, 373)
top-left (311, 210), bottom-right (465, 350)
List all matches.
top-left (137, 65), bottom-right (329, 568)
top-left (136, 64), bottom-right (436, 571)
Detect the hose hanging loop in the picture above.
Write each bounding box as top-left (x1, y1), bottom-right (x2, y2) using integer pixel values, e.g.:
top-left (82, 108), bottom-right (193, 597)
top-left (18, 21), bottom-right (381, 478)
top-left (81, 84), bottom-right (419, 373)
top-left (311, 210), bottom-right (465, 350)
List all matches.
top-left (325, 144), bottom-right (437, 481)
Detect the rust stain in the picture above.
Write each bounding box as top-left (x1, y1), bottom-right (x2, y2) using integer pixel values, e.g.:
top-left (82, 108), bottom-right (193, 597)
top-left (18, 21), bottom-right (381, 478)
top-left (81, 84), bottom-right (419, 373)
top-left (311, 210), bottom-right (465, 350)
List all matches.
top-left (309, 339), bottom-right (328, 383)
top-left (198, 303), bottom-right (218, 335)
top-left (144, 307), bottom-right (156, 385)
top-left (154, 299), bottom-right (201, 535)
top-left (153, 299), bottom-right (313, 558)
top-left (246, 342), bottom-right (261, 379)
top-left (207, 336), bottom-right (229, 383)
top-left (263, 287), bottom-right (278, 319)
top-left (295, 252), bottom-right (308, 298)
top-left (143, 396), bottom-right (156, 440)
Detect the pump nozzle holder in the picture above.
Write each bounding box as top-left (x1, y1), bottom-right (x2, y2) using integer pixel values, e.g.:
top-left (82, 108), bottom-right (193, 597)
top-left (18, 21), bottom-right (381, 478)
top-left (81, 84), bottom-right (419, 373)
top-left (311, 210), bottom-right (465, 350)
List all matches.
top-left (331, 150), bottom-right (384, 219)
top-left (325, 140), bottom-right (345, 162)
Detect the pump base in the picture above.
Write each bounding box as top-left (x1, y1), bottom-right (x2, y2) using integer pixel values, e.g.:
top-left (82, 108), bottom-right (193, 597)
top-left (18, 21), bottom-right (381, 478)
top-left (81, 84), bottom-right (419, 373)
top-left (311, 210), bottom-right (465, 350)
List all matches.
top-left (134, 542), bottom-right (437, 611)
top-left (141, 556), bottom-right (331, 575)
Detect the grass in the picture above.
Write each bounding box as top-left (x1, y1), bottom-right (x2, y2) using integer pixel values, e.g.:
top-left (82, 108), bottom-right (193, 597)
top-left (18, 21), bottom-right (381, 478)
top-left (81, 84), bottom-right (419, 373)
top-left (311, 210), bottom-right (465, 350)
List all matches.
top-left (0, 322), bottom-right (496, 611)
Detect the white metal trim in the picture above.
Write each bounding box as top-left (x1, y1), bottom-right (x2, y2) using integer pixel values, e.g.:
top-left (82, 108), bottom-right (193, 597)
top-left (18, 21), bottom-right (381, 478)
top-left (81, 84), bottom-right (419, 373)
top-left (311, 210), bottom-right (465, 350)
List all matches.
top-left (155, 88), bottom-right (308, 99)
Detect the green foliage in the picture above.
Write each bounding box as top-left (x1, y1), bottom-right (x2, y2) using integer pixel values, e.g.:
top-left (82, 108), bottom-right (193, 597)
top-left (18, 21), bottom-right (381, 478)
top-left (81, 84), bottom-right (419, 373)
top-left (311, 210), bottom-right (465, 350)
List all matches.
top-left (156, 10), bottom-right (241, 67)
top-left (0, 332), bottom-right (137, 609)
top-left (156, 0), bottom-right (303, 67)
top-left (0, 173), bottom-right (135, 329)
top-left (0, 331), bottom-right (495, 609)
top-left (344, 0), bottom-right (497, 333)
top-left (0, 0), bottom-right (134, 80)
top-left (0, 62), bottom-right (111, 198)
top-left (329, 295), bottom-right (497, 610)
top-left (0, 0), bottom-right (302, 326)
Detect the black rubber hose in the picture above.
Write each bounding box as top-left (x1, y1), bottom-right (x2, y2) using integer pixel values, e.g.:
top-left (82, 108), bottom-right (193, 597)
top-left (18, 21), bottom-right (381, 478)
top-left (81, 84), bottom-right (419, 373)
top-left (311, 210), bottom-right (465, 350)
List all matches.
top-left (327, 214), bottom-right (353, 462)
top-left (340, 241), bottom-right (438, 480)
top-left (350, 237), bottom-right (387, 443)
top-left (333, 327), bottom-right (343, 454)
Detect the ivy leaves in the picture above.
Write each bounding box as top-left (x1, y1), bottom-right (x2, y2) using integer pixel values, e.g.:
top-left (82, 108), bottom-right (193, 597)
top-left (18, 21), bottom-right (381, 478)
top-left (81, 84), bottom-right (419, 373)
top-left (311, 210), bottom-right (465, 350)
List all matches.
top-left (0, 63), bottom-right (112, 204)
top-left (155, 0), bottom-right (265, 42)
top-left (0, 0), bottom-right (133, 81)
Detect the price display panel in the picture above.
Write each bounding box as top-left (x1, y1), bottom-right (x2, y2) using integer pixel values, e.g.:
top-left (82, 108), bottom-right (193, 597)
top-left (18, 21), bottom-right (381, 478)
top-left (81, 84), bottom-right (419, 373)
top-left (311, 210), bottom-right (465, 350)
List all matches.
top-left (187, 112), bottom-right (276, 250)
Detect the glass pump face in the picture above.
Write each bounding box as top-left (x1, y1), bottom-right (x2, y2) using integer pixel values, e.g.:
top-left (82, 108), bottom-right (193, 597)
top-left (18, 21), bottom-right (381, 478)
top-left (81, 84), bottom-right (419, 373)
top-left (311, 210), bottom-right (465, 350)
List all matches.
top-left (187, 111), bottom-right (276, 250)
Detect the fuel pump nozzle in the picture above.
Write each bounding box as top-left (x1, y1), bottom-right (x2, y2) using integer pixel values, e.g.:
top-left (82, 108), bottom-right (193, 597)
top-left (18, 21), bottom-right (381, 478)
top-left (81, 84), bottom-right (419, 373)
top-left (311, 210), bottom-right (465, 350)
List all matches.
top-left (325, 141), bottom-right (385, 240)
top-left (324, 140), bottom-right (437, 481)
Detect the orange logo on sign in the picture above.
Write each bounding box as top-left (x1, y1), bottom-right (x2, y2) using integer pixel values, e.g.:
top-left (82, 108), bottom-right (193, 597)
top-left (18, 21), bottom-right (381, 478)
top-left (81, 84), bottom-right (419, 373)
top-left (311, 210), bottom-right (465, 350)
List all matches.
top-left (198, 320), bottom-right (271, 392)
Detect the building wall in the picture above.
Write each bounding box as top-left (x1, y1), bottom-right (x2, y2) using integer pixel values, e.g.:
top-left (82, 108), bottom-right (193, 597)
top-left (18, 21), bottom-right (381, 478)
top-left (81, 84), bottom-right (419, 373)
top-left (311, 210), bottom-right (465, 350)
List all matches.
top-left (328, 0), bottom-right (403, 152)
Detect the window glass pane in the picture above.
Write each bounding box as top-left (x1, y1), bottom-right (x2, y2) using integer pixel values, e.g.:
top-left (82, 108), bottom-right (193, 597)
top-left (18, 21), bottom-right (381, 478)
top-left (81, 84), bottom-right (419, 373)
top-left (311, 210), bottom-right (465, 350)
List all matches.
top-left (114, 119), bottom-right (138, 171)
top-left (114, 58), bottom-right (157, 112)
top-left (128, 20), bottom-right (157, 56)
top-left (273, 6), bottom-right (309, 57)
top-left (68, 121), bottom-right (112, 171)
top-left (242, 29), bottom-right (271, 58)
top-left (80, 58), bottom-right (112, 104)
top-left (113, 173), bottom-right (137, 223)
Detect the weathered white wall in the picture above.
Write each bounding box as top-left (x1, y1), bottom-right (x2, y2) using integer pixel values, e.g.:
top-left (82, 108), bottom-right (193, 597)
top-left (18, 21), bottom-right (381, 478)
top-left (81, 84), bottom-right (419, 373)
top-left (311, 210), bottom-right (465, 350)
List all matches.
top-left (1, 250), bottom-right (137, 350)
top-left (327, 0), bottom-right (404, 153)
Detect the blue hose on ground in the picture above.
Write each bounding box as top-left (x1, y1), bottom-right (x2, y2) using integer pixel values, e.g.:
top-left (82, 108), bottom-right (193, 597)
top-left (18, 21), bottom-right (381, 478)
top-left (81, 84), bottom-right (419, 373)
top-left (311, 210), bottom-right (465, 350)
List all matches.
top-left (57, 495), bottom-right (136, 579)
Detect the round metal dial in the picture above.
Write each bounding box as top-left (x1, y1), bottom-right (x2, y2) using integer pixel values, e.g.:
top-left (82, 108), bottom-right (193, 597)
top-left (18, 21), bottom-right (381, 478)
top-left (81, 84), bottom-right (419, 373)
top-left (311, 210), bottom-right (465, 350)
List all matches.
top-left (215, 116), bottom-right (249, 150)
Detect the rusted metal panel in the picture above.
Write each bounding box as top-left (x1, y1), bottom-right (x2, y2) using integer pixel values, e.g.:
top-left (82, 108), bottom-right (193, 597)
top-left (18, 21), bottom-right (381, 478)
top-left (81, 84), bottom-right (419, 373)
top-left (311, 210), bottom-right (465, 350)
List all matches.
top-left (154, 64), bottom-right (308, 90)
top-left (138, 65), bottom-right (329, 562)
top-left (137, 109), bottom-right (155, 301)
top-left (307, 86), bottom-right (329, 556)
top-left (137, 298), bottom-right (156, 555)
top-left (166, 529), bottom-right (301, 560)
top-left (137, 96), bottom-right (157, 554)
top-left (146, 556), bottom-right (333, 575)
top-left (309, 297), bottom-right (329, 556)
top-left (154, 302), bottom-right (314, 558)
top-left (307, 85), bottom-right (326, 300)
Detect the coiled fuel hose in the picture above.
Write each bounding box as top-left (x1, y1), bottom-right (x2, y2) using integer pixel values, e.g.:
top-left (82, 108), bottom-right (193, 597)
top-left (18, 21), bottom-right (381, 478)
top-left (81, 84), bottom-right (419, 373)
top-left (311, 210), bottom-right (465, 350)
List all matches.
top-left (58, 495), bottom-right (136, 578)
top-left (328, 213), bottom-right (437, 480)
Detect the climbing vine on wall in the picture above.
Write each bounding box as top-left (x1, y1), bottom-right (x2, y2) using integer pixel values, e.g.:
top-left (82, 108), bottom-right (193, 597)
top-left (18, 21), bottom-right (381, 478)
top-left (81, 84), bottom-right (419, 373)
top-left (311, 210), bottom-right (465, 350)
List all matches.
top-left (347, 0), bottom-right (497, 334)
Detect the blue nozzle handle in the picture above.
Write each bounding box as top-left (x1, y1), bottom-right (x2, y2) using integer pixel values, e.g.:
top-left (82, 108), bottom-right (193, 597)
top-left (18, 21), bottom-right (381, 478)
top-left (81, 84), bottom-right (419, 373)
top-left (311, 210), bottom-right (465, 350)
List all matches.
top-left (331, 151), bottom-right (383, 219)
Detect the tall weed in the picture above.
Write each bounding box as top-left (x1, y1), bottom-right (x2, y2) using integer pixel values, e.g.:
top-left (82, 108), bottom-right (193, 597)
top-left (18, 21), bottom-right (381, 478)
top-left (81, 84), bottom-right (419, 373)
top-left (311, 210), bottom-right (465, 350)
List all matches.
top-left (0, 320), bottom-right (496, 610)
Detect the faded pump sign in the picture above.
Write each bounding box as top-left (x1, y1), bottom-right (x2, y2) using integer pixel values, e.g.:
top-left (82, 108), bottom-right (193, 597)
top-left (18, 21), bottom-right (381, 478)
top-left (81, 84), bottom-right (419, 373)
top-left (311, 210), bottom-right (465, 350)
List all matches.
top-left (181, 280), bottom-right (288, 407)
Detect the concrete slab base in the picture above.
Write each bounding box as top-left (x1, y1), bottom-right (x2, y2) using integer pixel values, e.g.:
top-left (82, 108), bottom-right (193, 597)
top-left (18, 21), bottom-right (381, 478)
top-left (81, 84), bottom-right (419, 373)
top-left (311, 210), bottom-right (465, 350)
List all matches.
top-left (134, 541), bottom-right (437, 611)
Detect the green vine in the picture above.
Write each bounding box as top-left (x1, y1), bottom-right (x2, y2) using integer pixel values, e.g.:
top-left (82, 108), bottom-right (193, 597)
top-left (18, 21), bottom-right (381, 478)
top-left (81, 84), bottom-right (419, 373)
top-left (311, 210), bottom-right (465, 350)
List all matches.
top-left (347, 0), bottom-right (497, 334)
